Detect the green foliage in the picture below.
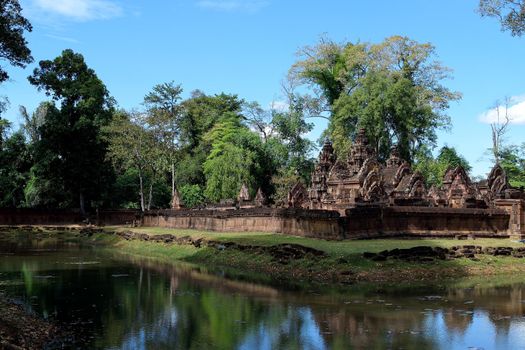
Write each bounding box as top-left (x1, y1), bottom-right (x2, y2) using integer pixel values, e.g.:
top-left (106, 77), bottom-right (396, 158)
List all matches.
top-left (27, 49), bottom-right (115, 212)
top-left (499, 144), bottom-right (525, 188)
top-left (269, 95), bottom-right (315, 181)
top-left (0, 0), bottom-right (33, 83)
top-left (479, 0), bottom-right (525, 36)
top-left (203, 113), bottom-right (267, 201)
top-left (179, 184), bottom-right (206, 208)
top-left (0, 130), bottom-right (31, 207)
top-left (291, 36), bottom-right (460, 162)
top-left (270, 169), bottom-right (301, 206)
top-left (181, 91), bottom-right (244, 149)
top-left (413, 145), bottom-right (471, 187)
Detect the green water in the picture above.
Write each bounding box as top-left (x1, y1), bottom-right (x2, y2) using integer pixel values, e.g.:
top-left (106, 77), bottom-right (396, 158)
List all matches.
top-left (1, 233), bottom-right (525, 349)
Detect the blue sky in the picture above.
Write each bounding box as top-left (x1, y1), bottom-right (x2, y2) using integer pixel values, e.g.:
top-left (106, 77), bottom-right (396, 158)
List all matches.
top-left (2, 0), bottom-right (525, 177)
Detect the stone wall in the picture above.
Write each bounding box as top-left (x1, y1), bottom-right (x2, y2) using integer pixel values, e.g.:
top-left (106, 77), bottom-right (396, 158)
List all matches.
top-left (141, 206), bottom-right (511, 240)
top-left (0, 209), bottom-right (137, 226)
top-left (0, 206), bottom-right (515, 240)
top-left (142, 208), bottom-right (344, 240)
top-left (494, 199), bottom-right (525, 238)
top-left (345, 206), bottom-right (510, 238)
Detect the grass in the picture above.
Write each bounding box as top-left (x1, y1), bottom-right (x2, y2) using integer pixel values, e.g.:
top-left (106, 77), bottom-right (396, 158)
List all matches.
top-left (97, 226), bottom-right (525, 285)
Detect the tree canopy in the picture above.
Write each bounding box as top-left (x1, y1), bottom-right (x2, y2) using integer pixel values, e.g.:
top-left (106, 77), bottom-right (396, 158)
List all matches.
top-left (290, 36), bottom-right (460, 162)
top-left (27, 49), bottom-right (114, 213)
top-left (0, 0), bottom-right (33, 83)
top-left (479, 0), bottom-right (525, 36)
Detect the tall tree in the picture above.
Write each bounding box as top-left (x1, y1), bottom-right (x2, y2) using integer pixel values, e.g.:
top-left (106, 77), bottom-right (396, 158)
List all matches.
top-left (0, 0), bottom-right (33, 83)
top-left (489, 97), bottom-right (511, 164)
top-left (479, 0), bottom-right (525, 36)
top-left (105, 111), bottom-right (157, 211)
top-left (203, 112), bottom-right (271, 202)
top-left (174, 92), bottom-right (244, 188)
top-left (143, 81), bottom-right (183, 201)
top-left (290, 36), bottom-right (460, 162)
top-left (28, 49), bottom-right (114, 214)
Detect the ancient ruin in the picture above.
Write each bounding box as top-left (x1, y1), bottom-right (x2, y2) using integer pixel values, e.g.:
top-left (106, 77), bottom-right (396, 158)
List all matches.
top-left (305, 129), bottom-right (524, 210)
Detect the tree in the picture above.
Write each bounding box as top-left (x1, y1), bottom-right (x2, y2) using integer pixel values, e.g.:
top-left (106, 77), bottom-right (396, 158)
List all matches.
top-left (143, 81), bottom-right (183, 201)
top-left (290, 36), bottom-right (460, 162)
top-left (0, 120), bottom-right (31, 207)
top-left (479, 0), bottom-right (525, 36)
top-left (28, 49), bottom-right (114, 214)
top-left (203, 112), bottom-right (271, 202)
top-left (499, 144), bottom-right (525, 188)
top-left (0, 0), bottom-right (33, 83)
top-left (105, 111), bottom-right (160, 211)
top-left (413, 145), bottom-right (471, 187)
top-left (173, 92), bottom-right (245, 188)
top-left (489, 97), bottom-right (512, 164)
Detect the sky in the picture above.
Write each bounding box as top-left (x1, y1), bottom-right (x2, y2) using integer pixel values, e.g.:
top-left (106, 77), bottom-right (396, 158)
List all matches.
top-left (2, 0), bottom-right (525, 177)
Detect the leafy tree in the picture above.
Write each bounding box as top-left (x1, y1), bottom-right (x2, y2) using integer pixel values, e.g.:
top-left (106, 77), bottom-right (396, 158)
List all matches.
top-left (0, 0), bottom-right (33, 83)
top-left (143, 81), bottom-right (183, 200)
top-left (479, 0), bottom-right (525, 36)
top-left (179, 184), bottom-right (206, 208)
top-left (203, 112), bottom-right (270, 202)
top-left (290, 36), bottom-right (460, 162)
top-left (271, 97), bottom-right (315, 174)
top-left (413, 145), bottom-right (471, 187)
top-left (105, 111), bottom-right (159, 211)
top-left (28, 49), bottom-right (115, 214)
top-left (0, 126), bottom-right (31, 207)
top-left (174, 92), bottom-right (244, 188)
top-left (499, 144), bottom-right (525, 188)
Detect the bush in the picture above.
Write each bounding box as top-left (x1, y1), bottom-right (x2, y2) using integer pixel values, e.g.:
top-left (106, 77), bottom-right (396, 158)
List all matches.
top-left (179, 184), bottom-right (206, 208)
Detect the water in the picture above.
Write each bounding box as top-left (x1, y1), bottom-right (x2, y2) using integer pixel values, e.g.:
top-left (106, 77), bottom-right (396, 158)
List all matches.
top-left (1, 233), bottom-right (525, 349)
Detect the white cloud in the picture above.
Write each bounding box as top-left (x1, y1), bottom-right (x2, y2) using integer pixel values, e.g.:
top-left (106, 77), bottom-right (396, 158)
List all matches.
top-left (33, 0), bottom-right (122, 21)
top-left (196, 0), bottom-right (269, 12)
top-left (478, 94), bottom-right (525, 125)
top-left (45, 34), bottom-right (80, 43)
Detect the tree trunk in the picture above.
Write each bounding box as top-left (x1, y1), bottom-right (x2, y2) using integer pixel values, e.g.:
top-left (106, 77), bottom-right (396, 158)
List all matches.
top-left (171, 162), bottom-right (175, 199)
top-left (79, 192), bottom-right (86, 217)
top-left (138, 168), bottom-right (145, 212)
top-left (147, 182), bottom-right (153, 211)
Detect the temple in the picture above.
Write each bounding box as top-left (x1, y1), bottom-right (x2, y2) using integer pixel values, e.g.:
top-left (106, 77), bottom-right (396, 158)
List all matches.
top-left (305, 129), bottom-right (523, 209)
top-left (136, 129), bottom-right (525, 240)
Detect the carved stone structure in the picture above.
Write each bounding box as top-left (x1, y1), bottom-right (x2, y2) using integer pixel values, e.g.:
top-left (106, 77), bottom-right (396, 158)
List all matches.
top-left (238, 184), bottom-right (251, 202)
top-left (288, 182), bottom-right (308, 208)
top-left (254, 188), bottom-right (268, 207)
top-left (307, 130), bottom-right (429, 213)
top-left (302, 129), bottom-right (525, 237)
top-left (171, 187), bottom-right (183, 210)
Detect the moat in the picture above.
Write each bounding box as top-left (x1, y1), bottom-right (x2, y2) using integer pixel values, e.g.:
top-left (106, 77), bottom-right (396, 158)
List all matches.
top-left (2, 233), bottom-right (525, 349)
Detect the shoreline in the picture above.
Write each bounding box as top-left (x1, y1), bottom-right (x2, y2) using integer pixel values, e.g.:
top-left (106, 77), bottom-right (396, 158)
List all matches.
top-left (0, 294), bottom-right (59, 350)
top-left (3, 225), bottom-right (525, 287)
top-left (96, 226), bottom-right (525, 285)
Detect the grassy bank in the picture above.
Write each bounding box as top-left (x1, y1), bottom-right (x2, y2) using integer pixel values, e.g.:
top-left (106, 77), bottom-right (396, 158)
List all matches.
top-left (92, 226), bottom-right (525, 285)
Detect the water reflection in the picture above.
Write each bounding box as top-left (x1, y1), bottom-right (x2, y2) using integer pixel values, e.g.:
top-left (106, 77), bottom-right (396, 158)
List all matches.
top-left (1, 234), bottom-right (525, 349)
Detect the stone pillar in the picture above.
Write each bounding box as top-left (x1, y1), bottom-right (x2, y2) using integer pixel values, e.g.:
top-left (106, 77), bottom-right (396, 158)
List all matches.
top-left (171, 188), bottom-right (182, 210)
top-left (494, 199), bottom-right (525, 239)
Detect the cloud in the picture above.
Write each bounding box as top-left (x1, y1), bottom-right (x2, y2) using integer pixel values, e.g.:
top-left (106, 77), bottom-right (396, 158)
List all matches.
top-left (33, 0), bottom-right (123, 21)
top-left (196, 0), bottom-right (269, 12)
top-left (45, 34), bottom-right (80, 43)
top-left (478, 95), bottom-right (525, 125)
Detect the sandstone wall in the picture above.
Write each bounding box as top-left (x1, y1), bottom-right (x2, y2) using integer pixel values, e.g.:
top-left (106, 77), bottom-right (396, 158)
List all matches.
top-left (345, 206), bottom-right (510, 238)
top-left (0, 209), bottom-right (137, 226)
top-left (142, 206), bottom-right (511, 240)
top-left (142, 208), bottom-right (344, 240)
